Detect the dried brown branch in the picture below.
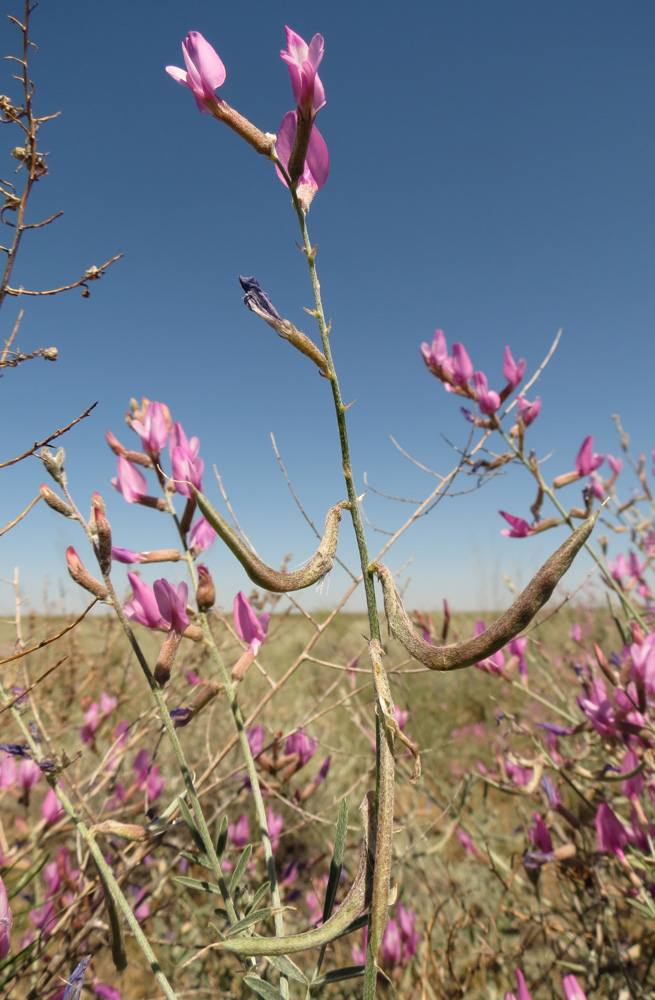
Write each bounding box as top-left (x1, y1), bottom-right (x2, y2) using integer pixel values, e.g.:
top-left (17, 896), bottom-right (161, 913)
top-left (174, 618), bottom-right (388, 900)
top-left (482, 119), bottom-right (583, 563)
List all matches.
top-left (0, 399), bottom-right (97, 469)
top-left (0, 598), bottom-right (98, 667)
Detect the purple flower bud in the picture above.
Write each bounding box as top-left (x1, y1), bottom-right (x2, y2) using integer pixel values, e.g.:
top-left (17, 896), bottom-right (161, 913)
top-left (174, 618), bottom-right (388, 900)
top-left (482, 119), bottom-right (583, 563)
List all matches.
top-left (595, 802), bottom-right (628, 857)
top-left (472, 371), bottom-right (500, 414)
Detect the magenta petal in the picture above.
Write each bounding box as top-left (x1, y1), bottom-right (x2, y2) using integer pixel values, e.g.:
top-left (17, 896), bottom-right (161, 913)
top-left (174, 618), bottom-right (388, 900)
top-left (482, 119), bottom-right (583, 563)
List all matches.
top-left (499, 511), bottom-right (533, 537)
top-left (153, 579), bottom-right (189, 634)
top-left (183, 31), bottom-right (226, 94)
top-left (305, 124), bottom-right (329, 189)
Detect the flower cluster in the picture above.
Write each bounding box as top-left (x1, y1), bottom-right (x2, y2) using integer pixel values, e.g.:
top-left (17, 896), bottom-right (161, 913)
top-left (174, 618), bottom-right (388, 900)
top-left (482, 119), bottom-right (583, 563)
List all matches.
top-left (167, 27), bottom-right (329, 211)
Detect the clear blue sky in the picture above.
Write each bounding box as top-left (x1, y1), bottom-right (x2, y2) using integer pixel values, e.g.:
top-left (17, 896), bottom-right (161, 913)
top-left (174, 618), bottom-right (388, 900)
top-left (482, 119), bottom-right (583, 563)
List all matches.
top-left (2, 1), bottom-right (654, 617)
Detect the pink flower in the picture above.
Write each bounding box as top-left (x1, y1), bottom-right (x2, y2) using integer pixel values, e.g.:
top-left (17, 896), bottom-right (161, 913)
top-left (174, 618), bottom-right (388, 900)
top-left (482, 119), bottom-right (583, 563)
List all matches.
top-left (171, 447), bottom-right (204, 498)
top-left (41, 784), bottom-right (64, 825)
top-left (420, 329), bottom-right (450, 377)
top-left (111, 457), bottom-right (148, 503)
top-left (499, 511), bottom-right (534, 538)
top-left (166, 32), bottom-right (227, 115)
top-left (503, 346), bottom-right (526, 391)
top-left (267, 806), bottom-right (284, 851)
top-left (381, 918), bottom-right (402, 964)
top-left (507, 636), bottom-right (528, 676)
top-left (228, 814), bottom-right (250, 848)
top-left (595, 802), bottom-right (629, 859)
top-left (0, 752), bottom-right (16, 789)
top-left (451, 343), bottom-right (473, 386)
top-left (0, 874), bottom-right (11, 961)
top-left (275, 111), bottom-right (329, 195)
top-left (516, 395), bottom-right (542, 425)
top-left (285, 729), bottom-right (318, 765)
top-left (506, 969), bottom-right (533, 1000)
top-left (607, 454), bottom-right (622, 477)
top-left (280, 27), bottom-right (326, 117)
top-left (124, 574), bottom-right (166, 629)
top-left (397, 902), bottom-right (420, 958)
top-left (247, 726), bottom-right (265, 757)
top-left (575, 436), bottom-right (605, 476)
top-left (472, 371), bottom-right (500, 414)
top-left (562, 974), bottom-right (588, 1000)
top-left (529, 813), bottom-right (553, 853)
top-left (153, 579), bottom-right (189, 635)
top-left (131, 401), bottom-right (169, 456)
top-left (189, 516), bottom-right (216, 555)
top-left (233, 592), bottom-right (270, 655)
top-left (18, 758), bottom-right (41, 792)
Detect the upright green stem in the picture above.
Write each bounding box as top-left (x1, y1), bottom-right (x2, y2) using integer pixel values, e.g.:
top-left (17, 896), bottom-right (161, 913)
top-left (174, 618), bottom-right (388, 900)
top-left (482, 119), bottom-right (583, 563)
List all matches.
top-left (290, 192), bottom-right (390, 999)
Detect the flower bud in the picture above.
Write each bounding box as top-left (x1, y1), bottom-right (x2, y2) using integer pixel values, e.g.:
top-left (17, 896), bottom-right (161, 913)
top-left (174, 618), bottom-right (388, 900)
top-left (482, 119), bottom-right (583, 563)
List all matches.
top-left (196, 565), bottom-right (215, 612)
top-left (93, 506), bottom-right (112, 576)
top-left (43, 347), bottom-right (58, 361)
top-left (40, 447), bottom-right (67, 487)
top-left (39, 484), bottom-right (75, 518)
top-left (154, 630), bottom-right (182, 686)
top-left (66, 547), bottom-right (109, 601)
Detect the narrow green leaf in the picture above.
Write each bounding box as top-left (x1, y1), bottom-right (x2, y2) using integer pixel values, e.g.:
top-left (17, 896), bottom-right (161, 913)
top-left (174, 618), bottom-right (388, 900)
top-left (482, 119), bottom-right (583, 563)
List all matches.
top-left (247, 881), bottom-right (271, 914)
top-left (179, 850), bottom-right (213, 871)
top-left (173, 875), bottom-right (222, 895)
top-left (216, 815), bottom-right (229, 859)
top-left (243, 975), bottom-right (286, 1000)
top-left (227, 907), bottom-right (274, 936)
top-left (310, 964), bottom-right (366, 988)
top-left (229, 843), bottom-right (252, 896)
top-left (267, 954), bottom-right (309, 984)
top-left (323, 799), bottom-right (348, 923)
top-left (177, 796), bottom-right (207, 855)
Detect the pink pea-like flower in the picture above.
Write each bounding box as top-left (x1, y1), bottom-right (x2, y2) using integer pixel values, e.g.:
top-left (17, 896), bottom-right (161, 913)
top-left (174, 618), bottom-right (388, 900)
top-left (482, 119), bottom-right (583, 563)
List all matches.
top-left (499, 511), bottom-right (534, 538)
top-left (280, 27), bottom-right (326, 117)
top-left (166, 32), bottom-right (227, 116)
top-left (18, 758), bottom-right (41, 792)
top-left (130, 400), bottom-right (169, 456)
top-left (516, 395), bottom-right (542, 426)
top-left (153, 579), bottom-right (189, 635)
top-left (234, 592), bottom-right (270, 655)
top-left (276, 112), bottom-right (329, 195)
top-left (111, 457), bottom-right (148, 503)
top-left (595, 802), bottom-right (629, 859)
top-left (124, 574), bottom-right (166, 630)
top-left (503, 346), bottom-right (526, 391)
top-left (381, 918), bottom-right (402, 964)
top-left (472, 371), bottom-right (500, 414)
top-left (42, 784), bottom-right (64, 825)
top-left (247, 725), bottom-right (265, 757)
top-left (451, 343), bottom-right (473, 386)
top-left (575, 435), bottom-right (605, 476)
top-left (562, 974), bottom-right (588, 999)
top-left (189, 516), bottom-right (216, 555)
top-left (228, 814), bottom-right (250, 848)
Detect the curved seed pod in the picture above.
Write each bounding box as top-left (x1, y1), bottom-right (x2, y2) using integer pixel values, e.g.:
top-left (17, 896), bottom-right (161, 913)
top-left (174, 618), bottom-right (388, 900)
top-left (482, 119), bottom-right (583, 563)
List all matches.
top-left (373, 510), bottom-right (598, 671)
top-left (194, 489), bottom-right (349, 593)
top-left (219, 792), bottom-right (375, 956)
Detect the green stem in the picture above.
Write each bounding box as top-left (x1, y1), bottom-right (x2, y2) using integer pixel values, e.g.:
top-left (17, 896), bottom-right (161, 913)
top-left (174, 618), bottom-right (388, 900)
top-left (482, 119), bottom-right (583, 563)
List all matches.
top-left (289, 192), bottom-right (388, 999)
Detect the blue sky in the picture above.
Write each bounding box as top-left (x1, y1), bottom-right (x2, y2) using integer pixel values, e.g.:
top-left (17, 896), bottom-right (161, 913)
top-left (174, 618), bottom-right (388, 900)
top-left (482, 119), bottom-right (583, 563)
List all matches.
top-left (2, 1), bottom-right (654, 617)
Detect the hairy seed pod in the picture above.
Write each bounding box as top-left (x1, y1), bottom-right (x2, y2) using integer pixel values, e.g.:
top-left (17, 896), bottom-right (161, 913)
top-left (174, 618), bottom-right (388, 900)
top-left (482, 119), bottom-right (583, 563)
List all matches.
top-left (194, 489), bottom-right (349, 593)
top-left (373, 510), bottom-right (598, 671)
